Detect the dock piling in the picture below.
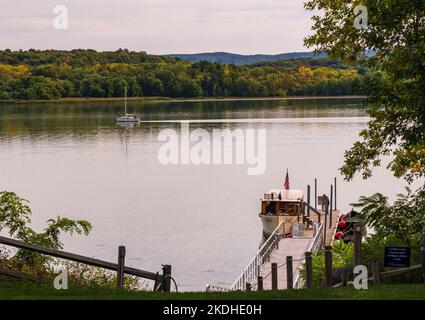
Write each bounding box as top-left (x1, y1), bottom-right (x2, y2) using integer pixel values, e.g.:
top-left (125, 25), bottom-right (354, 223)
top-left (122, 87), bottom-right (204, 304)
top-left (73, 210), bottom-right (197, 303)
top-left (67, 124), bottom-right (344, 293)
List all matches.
top-left (334, 177), bottom-right (337, 210)
top-left (257, 276), bottom-right (264, 291)
top-left (307, 185), bottom-right (311, 217)
top-left (286, 256), bottom-right (293, 289)
top-left (325, 246), bottom-right (333, 288)
top-left (324, 205), bottom-right (328, 247)
top-left (305, 252), bottom-right (313, 289)
top-left (271, 263), bottom-right (278, 290)
top-left (246, 282), bottom-right (252, 292)
top-left (329, 185), bottom-right (333, 229)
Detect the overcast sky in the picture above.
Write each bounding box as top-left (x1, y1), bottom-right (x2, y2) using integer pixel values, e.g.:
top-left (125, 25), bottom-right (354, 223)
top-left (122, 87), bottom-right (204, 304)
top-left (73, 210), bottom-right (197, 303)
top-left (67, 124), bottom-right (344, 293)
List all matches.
top-left (0, 0), bottom-right (315, 54)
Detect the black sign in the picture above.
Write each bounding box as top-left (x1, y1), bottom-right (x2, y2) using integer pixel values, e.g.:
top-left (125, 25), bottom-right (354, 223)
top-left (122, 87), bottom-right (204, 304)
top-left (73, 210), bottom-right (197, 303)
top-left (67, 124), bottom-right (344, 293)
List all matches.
top-left (384, 247), bottom-right (411, 268)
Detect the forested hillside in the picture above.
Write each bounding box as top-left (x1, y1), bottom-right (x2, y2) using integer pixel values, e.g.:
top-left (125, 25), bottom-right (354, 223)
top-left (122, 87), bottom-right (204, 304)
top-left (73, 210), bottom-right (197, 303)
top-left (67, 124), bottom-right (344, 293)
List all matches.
top-left (168, 51), bottom-right (325, 64)
top-left (0, 49), bottom-right (365, 100)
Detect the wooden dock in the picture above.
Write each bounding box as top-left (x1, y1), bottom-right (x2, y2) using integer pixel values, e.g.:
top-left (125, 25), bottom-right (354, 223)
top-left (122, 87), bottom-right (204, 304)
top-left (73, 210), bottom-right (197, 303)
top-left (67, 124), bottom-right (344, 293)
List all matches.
top-left (259, 209), bottom-right (341, 290)
top-left (261, 237), bottom-right (312, 290)
top-left (305, 209), bottom-right (340, 246)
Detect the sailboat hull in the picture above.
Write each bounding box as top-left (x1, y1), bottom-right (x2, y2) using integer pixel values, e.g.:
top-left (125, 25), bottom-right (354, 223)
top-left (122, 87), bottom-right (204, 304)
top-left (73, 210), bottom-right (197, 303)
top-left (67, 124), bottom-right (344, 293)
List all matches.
top-left (116, 117), bottom-right (140, 123)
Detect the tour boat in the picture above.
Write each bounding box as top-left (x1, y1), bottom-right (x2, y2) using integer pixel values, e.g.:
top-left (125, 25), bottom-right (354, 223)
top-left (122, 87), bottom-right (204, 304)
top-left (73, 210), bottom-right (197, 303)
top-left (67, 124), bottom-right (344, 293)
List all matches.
top-left (116, 86), bottom-right (141, 123)
top-left (259, 189), bottom-right (306, 237)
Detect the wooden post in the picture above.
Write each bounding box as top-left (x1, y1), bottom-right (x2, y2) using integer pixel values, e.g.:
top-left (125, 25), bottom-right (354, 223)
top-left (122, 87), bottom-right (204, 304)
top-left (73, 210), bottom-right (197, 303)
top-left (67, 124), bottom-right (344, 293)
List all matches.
top-left (286, 256), bottom-right (293, 289)
top-left (271, 263), bottom-right (278, 290)
top-left (325, 246), bottom-right (333, 288)
top-left (162, 264), bottom-right (172, 292)
top-left (307, 185), bottom-right (311, 217)
top-left (305, 252), bottom-right (313, 289)
top-left (421, 227), bottom-right (425, 282)
top-left (117, 246), bottom-right (125, 289)
top-left (257, 276), bottom-right (263, 291)
top-left (329, 185), bottom-right (333, 229)
top-left (371, 262), bottom-right (381, 284)
top-left (246, 282), bottom-right (252, 292)
top-left (323, 206), bottom-right (328, 247)
top-left (354, 223), bottom-right (363, 266)
top-left (314, 179), bottom-right (317, 210)
top-left (334, 177), bottom-right (337, 210)
top-left (325, 202), bottom-right (329, 229)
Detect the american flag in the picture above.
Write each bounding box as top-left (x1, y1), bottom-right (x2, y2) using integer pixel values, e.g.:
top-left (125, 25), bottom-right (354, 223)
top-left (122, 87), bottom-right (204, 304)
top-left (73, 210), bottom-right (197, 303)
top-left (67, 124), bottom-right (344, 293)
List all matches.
top-left (284, 170), bottom-right (290, 190)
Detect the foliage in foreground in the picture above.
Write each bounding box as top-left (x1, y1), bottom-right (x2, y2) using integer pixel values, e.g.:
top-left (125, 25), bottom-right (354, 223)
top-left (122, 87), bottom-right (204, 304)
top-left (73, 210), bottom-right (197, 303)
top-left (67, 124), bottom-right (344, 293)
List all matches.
top-left (0, 191), bottom-right (91, 273)
top-left (300, 187), bottom-right (425, 287)
top-left (300, 241), bottom-right (354, 288)
top-left (0, 191), bottom-right (149, 290)
top-left (354, 187), bottom-right (425, 270)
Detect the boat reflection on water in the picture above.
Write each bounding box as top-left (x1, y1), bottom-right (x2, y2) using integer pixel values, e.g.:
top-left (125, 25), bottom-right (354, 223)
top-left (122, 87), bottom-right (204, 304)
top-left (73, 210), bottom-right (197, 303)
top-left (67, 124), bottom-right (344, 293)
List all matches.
top-left (117, 122), bottom-right (138, 129)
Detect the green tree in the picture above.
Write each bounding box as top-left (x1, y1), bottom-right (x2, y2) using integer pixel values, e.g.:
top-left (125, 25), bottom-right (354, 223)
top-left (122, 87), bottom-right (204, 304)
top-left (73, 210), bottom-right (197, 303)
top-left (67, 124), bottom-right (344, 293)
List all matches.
top-left (305, 0), bottom-right (425, 183)
top-left (305, 1), bottom-right (425, 256)
top-left (0, 191), bottom-right (92, 273)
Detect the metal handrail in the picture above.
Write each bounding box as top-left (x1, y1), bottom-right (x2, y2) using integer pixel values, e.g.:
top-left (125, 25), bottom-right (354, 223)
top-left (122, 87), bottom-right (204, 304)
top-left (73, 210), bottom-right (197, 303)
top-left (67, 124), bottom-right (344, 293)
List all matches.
top-left (229, 221), bottom-right (284, 291)
top-left (293, 222), bottom-right (324, 288)
top-left (304, 201), bottom-right (322, 221)
top-left (306, 223), bottom-right (324, 253)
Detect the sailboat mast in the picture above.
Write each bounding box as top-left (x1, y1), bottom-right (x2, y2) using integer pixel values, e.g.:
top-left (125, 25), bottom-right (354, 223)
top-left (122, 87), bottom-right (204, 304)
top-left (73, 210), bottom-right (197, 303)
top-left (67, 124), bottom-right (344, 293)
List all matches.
top-left (125, 85), bottom-right (128, 115)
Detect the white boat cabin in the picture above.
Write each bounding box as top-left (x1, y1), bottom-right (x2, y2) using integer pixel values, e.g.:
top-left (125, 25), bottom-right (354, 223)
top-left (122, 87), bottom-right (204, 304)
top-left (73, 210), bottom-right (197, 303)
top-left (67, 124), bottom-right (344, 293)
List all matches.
top-left (259, 189), bottom-right (305, 237)
top-left (260, 189), bottom-right (305, 216)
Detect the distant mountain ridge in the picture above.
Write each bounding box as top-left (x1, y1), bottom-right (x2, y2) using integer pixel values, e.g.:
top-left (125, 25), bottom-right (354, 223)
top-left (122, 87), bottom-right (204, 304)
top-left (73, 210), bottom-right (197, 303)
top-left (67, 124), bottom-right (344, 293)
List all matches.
top-left (168, 51), bottom-right (326, 65)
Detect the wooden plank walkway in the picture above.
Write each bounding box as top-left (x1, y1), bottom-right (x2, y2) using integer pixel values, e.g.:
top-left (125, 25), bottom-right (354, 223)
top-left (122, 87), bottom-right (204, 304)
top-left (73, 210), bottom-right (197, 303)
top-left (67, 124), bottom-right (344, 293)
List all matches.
top-left (260, 237), bottom-right (312, 290)
top-left (259, 209), bottom-right (341, 290)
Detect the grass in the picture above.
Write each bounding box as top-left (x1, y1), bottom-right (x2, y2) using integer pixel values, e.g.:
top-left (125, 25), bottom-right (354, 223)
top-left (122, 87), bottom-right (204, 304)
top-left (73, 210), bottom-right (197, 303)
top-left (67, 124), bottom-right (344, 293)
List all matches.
top-left (1, 277), bottom-right (425, 300)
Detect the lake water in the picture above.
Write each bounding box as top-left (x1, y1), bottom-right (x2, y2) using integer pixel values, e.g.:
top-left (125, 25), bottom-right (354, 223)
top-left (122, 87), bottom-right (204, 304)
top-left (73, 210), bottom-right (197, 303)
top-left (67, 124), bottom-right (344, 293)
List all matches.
top-left (0, 98), bottom-right (409, 291)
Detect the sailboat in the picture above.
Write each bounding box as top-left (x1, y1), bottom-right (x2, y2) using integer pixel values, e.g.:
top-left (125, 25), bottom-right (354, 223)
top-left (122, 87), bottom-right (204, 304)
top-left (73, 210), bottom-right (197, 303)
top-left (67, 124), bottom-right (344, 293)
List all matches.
top-left (116, 86), bottom-right (141, 123)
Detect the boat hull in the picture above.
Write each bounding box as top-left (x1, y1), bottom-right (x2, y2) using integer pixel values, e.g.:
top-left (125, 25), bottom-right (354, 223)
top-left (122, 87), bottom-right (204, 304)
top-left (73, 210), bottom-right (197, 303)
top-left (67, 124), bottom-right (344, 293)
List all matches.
top-left (116, 117), bottom-right (140, 123)
top-left (116, 119), bottom-right (139, 123)
top-left (259, 214), bottom-right (286, 237)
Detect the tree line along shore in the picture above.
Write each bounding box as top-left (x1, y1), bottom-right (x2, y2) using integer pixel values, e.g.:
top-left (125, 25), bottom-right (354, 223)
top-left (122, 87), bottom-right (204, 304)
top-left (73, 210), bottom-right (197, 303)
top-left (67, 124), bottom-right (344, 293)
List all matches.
top-left (0, 49), bottom-right (367, 101)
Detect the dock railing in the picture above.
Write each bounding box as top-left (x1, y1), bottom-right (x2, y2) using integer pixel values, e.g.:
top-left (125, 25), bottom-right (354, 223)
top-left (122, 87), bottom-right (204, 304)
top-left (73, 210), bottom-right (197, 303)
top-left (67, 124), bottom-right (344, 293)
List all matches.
top-left (307, 222), bottom-right (324, 253)
top-left (293, 222), bottom-right (324, 289)
top-left (229, 221), bottom-right (284, 291)
top-left (303, 201), bottom-right (322, 223)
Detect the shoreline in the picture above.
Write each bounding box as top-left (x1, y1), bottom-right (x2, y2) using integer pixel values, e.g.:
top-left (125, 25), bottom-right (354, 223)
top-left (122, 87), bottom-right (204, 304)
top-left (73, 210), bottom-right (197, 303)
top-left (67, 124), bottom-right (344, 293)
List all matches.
top-left (0, 95), bottom-right (367, 105)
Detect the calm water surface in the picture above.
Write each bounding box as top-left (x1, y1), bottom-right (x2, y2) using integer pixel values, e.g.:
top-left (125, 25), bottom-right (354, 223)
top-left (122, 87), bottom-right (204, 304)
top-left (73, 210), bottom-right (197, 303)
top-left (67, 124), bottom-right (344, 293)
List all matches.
top-left (0, 98), bottom-right (407, 291)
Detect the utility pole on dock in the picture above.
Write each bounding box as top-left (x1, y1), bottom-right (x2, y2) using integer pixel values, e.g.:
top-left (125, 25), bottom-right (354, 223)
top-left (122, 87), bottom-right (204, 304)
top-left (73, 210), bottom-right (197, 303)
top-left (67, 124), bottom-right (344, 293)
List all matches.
top-left (334, 177), bottom-right (337, 210)
top-left (329, 185), bottom-right (333, 229)
top-left (307, 185), bottom-right (311, 217)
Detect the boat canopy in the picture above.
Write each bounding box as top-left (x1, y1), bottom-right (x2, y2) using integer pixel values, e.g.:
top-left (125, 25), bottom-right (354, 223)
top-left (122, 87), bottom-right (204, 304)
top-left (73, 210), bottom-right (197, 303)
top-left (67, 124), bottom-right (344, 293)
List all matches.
top-left (263, 189), bottom-right (303, 202)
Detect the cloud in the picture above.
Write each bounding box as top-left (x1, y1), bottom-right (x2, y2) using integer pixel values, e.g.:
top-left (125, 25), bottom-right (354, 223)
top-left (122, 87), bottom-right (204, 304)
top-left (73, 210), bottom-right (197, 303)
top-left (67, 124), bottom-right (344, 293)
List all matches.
top-left (0, 0), bottom-right (313, 54)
